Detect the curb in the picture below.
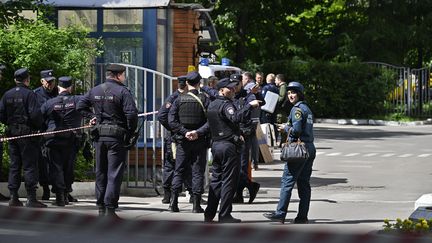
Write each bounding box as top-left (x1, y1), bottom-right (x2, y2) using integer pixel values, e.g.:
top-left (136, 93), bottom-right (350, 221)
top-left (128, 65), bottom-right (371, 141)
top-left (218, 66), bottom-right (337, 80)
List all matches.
top-left (315, 118), bottom-right (432, 126)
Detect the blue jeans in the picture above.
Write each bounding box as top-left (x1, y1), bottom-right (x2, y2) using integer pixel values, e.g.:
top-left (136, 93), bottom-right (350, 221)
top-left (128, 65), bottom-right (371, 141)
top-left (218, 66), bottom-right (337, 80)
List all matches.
top-left (275, 143), bottom-right (316, 219)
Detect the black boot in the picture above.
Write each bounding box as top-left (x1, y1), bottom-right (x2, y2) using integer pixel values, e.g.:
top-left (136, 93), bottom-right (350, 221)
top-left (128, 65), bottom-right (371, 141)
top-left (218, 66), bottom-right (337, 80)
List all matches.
top-left (247, 181), bottom-right (260, 204)
top-left (53, 192), bottom-right (65, 207)
top-left (232, 188), bottom-right (244, 204)
top-left (106, 207), bottom-right (120, 219)
top-left (67, 193), bottom-right (78, 202)
top-left (0, 193), bottom-right (9, 201)
top-left (41, 185), bottom-right (50, 200)
top-left (161, 188), bottom-right (171, 204)
top-left (26, 191), bottom-right (47, 208)
top-left (98, 206), bottom-right (106, 217)
top-left (8, 191), bottom-right (23, 207)
top-left (64, 192), bottom-right (69, 205)
top-left (168, 192), bottom-right (179, 212)
top-left (192, 194), bottom-right (204, 213)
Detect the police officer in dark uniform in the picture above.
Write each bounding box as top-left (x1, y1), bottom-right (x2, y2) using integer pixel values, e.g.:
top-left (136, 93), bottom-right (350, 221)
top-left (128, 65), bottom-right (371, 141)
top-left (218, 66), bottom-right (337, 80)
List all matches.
top-left (34, 69), bottom-right (59, 200)
top-left (204, 78), bottom-right (260, 223)
top-left (77, 64), bottom-right (138, 217)
top-left (0, 64), bottom-right (9, 201)
top-left (0, 68), bottom-right (46, 208)
top-left (41, 76), bottom-right (83, 206)
top-left (157, 75), bottom-right (189, 204)
top-left (232, 74), bottom-right (262, 204)
top-left (168, 71), bottom-right (210, 213)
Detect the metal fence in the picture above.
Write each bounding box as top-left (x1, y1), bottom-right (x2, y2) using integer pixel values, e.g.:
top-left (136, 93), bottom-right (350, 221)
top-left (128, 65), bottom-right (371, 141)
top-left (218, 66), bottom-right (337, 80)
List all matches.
top-left (366, 62), bottom-right (432, 118)
top-left (85, 63), bottom-right (174, 190)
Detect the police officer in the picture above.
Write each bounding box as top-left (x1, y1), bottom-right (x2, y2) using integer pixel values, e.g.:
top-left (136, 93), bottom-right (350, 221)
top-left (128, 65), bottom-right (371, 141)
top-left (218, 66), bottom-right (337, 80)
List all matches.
top-left (200, 76), bottom-right (219, 101)
top-left (157, 76), bottom-right (192, 204)
top-left (167, 71), bottom-right (210, 213)
top-left (204, 78), bottom-right (260, 223)
top-left (232, 73), bottom-right (262, 204)
top-left (77, 64), bottom-right (138, 217)
top-left (263, 81), bottom-right (316, 224)
top-left (41, 76), bottom-right (83, 206)
top-left (0, 64), bottom-right (9, 201)
top-left (34, 69), bottom-right (59, 201)
top-left (0, 68), bottom-right (46, 208)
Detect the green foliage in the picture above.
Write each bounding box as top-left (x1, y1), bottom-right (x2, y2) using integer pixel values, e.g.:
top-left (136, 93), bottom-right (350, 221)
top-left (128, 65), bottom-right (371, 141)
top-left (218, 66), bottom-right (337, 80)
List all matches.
top-left (0, 18), bottom-right (102, 93)
top-left (261, 60), bottom-right (393, 118)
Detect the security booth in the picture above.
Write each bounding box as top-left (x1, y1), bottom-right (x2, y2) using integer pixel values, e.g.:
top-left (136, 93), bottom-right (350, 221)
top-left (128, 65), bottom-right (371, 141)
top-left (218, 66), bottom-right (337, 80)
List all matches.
top-left (45, 0), bottom-right (219, 191)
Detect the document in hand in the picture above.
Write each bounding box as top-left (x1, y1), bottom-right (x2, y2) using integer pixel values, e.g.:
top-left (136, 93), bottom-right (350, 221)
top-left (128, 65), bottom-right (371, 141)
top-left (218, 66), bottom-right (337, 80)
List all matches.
top-left (261, 91), bottom-right (279, 113)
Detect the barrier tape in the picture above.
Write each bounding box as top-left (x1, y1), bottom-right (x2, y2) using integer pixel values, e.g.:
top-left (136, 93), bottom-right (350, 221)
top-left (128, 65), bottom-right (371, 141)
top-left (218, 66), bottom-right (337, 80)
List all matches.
top-left (0, 111), bottom-right (158, 143)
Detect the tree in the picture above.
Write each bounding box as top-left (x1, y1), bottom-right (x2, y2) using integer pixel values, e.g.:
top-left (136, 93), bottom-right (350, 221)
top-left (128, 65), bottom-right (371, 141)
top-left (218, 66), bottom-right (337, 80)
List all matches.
top-left (0, 18), bottom-right (102, 93)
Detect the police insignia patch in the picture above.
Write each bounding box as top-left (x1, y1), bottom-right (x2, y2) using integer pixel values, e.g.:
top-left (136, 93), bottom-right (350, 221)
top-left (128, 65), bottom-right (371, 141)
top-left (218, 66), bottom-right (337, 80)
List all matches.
top-left (295, 110), bottom-right (302, 119)
top-left (227, 107), bottom-right (235, 115)
top-left (165, 102), bottom-right (171, 109)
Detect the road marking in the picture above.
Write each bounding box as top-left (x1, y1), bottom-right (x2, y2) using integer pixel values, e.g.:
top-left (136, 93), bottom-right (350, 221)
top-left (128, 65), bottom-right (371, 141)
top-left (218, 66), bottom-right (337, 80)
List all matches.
top-left (316, 151), bottom-right (326, 155)
top-left (363, 153), bottom-right (377, 157)
top-left (344, 153), bottom-right (359, 157)
top-left (398, 154), bottom-right (413, 158)
top-left (381, 153), bottom-right (395, 157)
top-left (418, 154), bottom-right (431, 158)
top-left (326, 152), bottom-right (341, 156)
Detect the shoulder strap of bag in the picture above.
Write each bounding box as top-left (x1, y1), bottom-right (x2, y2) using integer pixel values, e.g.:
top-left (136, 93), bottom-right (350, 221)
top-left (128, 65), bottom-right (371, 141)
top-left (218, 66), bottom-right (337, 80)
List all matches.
top-left (187, 92), bottom-right (206, 115)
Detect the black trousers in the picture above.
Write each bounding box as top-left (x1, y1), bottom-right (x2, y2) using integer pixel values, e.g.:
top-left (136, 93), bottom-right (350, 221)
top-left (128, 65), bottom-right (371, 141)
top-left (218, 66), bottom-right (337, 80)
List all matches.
top-left (37, 142), bottom-right (50, 187)
top-left (205, 140), bottom-right (240, 219)
top-left (8, 138), bottom-right (39, 193)
top-left (171, 138), bottom-right (206, 195)
top-left (94, 140), bottom-right (127, 209)
top-left (162, 136), bottom-right (192, 191)
top-left (46, 140), bottom-right (78, 193)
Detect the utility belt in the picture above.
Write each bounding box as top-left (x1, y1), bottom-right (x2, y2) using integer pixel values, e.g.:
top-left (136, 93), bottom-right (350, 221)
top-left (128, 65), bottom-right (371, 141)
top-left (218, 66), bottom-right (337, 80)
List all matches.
top-left (229, 135), bottom-right (244, 147)
top-left (6, 124), bottom-right (33, 136)
top-left (90, 124), bottom-right (128, 141)
top-left (240, 125), bottom-right (256, 136)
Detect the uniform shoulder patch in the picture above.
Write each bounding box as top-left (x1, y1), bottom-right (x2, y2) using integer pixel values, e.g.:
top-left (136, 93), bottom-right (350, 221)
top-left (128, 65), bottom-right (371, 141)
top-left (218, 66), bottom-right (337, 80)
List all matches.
top-left (226, 107), bottom-right (235, 115)
top-left (294, 109), bottom-right (302, 120)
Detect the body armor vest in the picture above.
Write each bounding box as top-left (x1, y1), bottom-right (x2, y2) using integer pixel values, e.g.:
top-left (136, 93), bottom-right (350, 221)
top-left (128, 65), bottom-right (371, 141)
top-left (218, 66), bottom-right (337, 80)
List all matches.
top-left (178, 93), bottom-right (206, 129)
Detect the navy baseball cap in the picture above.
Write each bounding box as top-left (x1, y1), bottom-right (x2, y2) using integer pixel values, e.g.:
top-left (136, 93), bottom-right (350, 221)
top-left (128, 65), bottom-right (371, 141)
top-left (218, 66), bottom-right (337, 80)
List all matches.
top-left (216, 78), bottom-right (238, 90)
top-left (178, 75), bottom-right (187, 85)
top-left (40, 69), bottom-right (56, 82)
top-left (106, 64), bottom-right (126, 73)
top-left (58, 76), bottom-right (73, 88)
top-left (230, 73), bottom-right (242, 82)
top-left (186, 71), bottom-right (201, 85)
top-left (14, 68), bottom-right (29, 81)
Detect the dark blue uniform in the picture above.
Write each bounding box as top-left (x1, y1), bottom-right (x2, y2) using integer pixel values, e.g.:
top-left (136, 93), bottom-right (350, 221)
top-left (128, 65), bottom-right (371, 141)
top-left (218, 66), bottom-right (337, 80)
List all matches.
top-left (77, 78), bottom-right (138, 211)
top-left (233, 89), bottom-right (261, 204)
top-left (157, 90), bottom-right (192, 203)
top-left (167, 89), bottom-right (210, 212)
top-left (34, 85), bottom-right (58, 196)
top-left (41, 91), bottom-right (83, 205)
top-left (204, 95), bottom-right (253, 222)
top-left (0, 83), bottom-right (43, 200)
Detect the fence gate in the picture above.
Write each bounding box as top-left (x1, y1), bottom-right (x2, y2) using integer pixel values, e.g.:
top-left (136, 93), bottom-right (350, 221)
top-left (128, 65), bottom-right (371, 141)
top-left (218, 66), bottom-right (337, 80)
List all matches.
top-left (367, 62), bottom-right (432, 118)
top-left (86, 63), bottom-right (174, 191)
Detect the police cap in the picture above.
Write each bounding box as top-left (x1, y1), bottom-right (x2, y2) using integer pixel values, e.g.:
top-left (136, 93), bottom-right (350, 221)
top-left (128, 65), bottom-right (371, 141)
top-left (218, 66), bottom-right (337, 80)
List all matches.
top-left (186, 71), bottom-right (201, 85)
top-left (58, 76), bottom-right (73, 88)
top-left (178, 75), bottom-right (187, 85)
top-left (287, 81), bottom-right (304, 93)
top-left (14, 68), bottom-right (29, 82)
top-left (230, 73), bottom-right (242, 82)
top-left (216, 78), bottom-right (238, 90)
top-left (106, 64), bottom-right (126, 73)
top-left (40, 69), bottom-right (56, 82)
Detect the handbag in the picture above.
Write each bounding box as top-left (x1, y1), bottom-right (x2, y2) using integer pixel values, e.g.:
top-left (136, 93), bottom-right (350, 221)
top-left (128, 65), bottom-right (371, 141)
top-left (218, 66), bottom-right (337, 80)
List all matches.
top-left (280, 128), bottom-right (309, 164)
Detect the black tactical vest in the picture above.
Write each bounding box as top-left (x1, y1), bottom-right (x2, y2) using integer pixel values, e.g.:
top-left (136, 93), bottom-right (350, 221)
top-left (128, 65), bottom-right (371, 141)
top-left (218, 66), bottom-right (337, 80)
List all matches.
top-left (178, 93), bottom-right (206, 129)
top-left (207, 98), bottom-right (236, 141)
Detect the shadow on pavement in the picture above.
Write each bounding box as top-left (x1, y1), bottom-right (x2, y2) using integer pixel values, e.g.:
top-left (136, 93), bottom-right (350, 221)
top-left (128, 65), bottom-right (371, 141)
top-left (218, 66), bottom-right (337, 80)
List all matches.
top-left (256, 176), bottom-right (347, 189)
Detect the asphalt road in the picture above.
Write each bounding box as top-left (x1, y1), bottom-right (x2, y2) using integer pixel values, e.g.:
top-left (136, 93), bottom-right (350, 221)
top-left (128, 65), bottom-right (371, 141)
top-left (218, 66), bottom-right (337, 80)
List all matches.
top-left (1, 123), bottom-right (432, 241)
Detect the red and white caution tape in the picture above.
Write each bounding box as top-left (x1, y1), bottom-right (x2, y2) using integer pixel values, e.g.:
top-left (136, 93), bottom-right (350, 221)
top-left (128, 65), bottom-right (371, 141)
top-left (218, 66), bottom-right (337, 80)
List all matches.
top-left (0, 111), bottom-right (159, 142)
